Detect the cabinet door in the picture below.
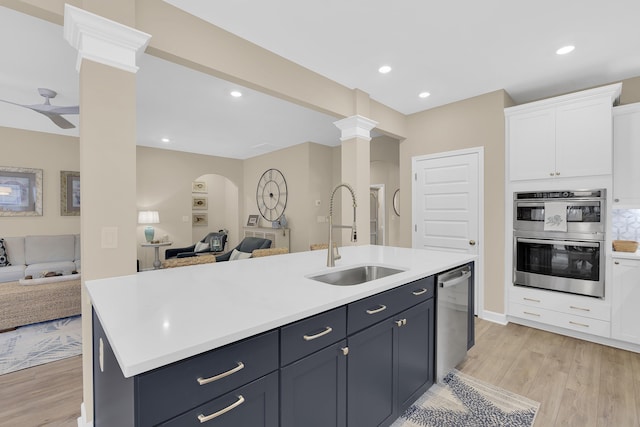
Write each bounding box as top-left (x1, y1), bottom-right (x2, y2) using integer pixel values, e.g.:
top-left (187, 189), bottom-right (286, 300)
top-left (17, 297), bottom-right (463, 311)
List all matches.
top-left (159, 372), bottom-right (278, 427)
top-left (280, 340), bottom-right (347, 427)
top-left (556, 98), bottom-right (612, 178)
top-left (347, 318), bottom-right (396, 427)
top-left (613, 105), bottom-right (640, 206)
top-left (508, 108), bottom-right (556, 180)
top-left (612, 259), bottom-right (640, 344)
top-left (397, 300), bottom-right (434, 413)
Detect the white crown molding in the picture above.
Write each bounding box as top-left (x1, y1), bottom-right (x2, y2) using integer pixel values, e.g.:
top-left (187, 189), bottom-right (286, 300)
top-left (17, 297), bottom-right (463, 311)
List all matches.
top-left (334, 115), bottom-right (378, 142)
top-left (63, 4), bottom-right (151, 73)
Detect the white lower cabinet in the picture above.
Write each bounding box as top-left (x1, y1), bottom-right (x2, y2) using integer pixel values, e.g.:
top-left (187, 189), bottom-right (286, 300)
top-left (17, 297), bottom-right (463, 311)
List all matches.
top-left (611, 258), bottom-right (640, 344)
top-left (508, 285), bottom-right (611, 338)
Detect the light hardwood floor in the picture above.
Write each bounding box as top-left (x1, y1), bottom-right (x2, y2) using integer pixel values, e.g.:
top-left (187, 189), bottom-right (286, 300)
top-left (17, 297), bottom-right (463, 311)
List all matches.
top-left (0, 319), bottom-right (638, 426)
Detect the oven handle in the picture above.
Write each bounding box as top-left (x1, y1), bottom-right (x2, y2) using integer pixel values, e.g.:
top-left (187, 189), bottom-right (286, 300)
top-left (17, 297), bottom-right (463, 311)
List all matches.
top-left (516, 238), bottom-right (600, 248)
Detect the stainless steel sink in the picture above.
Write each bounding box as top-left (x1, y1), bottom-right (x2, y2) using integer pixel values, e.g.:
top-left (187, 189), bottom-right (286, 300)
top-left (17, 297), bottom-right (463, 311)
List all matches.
top-left (308, 265), bottom-right (405, 286)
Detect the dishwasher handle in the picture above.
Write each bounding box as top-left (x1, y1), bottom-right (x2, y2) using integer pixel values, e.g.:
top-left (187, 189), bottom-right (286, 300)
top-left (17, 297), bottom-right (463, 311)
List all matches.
top-left (438, 268), bottom-right (471, 288)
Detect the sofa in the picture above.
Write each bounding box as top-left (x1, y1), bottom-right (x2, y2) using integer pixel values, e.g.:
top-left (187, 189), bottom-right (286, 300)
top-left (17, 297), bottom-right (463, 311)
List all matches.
top-left (0, 234), bottom-right (81, 283)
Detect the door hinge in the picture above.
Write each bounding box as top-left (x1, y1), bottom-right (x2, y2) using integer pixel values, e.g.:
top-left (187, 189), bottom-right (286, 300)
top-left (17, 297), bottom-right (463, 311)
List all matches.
top-left (414, 224), bottom-right (417, 232)
top-left (414, 172), bottom-right (417, 181)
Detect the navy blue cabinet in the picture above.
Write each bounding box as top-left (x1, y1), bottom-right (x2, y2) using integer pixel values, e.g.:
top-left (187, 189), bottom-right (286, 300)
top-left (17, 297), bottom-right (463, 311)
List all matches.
top-left (280, 340), bottom-right (347, 427)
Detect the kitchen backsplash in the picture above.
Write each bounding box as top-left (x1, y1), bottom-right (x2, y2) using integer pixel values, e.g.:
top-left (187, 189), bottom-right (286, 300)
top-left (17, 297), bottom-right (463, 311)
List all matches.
top-left (612, 209), bottom-right (640, 241)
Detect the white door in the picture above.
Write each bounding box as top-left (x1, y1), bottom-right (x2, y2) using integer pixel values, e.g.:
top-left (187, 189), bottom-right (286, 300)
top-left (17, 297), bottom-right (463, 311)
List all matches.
top-left (412, 149), bottom-right (482, 313)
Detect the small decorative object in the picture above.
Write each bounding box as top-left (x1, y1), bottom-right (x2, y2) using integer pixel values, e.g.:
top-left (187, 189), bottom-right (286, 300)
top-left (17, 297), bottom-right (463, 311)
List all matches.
top-left (613, 240), bottom-right (638, 252)
top-left (192, 213), bottom-right (208, 226)
top-left (256, 168), bottom-right (288, 221)
top-left (0, 166), bottom-right (43, 216)
top-left (393, 189), bottom-right (400, 216)
top-left (60, 170), bottom-right (80, 216)
top-left (247, 214), bottom-right (259, 227)
top-left (272, 214), bottom-right (288, 229)
top-left (192, 196), bottom-right (208, 210)
top-left (192, 181), bottom-right (207, 193)
top-left (138, 210), bottom-right (160, 242)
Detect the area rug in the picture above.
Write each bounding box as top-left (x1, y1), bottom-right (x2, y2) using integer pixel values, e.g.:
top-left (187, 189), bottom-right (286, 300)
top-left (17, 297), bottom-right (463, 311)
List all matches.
top-left (0, 315), bottom-right (82, 375)
top-left (392, 369), bottom-right (539, 427)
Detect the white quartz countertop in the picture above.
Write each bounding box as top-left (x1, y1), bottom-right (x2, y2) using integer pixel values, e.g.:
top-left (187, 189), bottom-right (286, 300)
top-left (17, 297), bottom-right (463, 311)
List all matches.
top-left (611, 249), bottom-right (640, 260)
top-left (86, 245), bottom-right (475, 377)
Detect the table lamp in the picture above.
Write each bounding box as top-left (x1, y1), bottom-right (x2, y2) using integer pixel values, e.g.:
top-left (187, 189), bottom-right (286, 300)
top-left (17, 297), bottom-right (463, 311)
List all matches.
top-left (138, 210), bottom-right (160, 242)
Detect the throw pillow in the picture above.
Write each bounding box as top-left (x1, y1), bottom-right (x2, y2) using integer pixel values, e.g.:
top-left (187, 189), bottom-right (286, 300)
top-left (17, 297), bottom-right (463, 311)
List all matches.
top-left (0, 238), bottom-right (10, 267)
top-left (229, 249), bottom-right (252, 261)
top-left (194, 241), bottom-right (210, 252)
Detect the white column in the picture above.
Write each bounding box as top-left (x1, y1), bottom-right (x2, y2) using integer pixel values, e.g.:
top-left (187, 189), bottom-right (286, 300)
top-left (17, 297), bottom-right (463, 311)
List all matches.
top-left (334, 115), bottom-right (378, 246)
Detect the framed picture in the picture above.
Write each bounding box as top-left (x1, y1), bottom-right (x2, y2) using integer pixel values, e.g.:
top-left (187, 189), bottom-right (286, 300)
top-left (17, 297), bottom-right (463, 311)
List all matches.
top-left (192, 213), bottom-right (208, 226)
top-left (247, 214), bottom-right (260, 227)
top-left (61, 171), bottom-right (80, 216)
top-left (192, 196), bottom-right (208, 210)
top-left (0, 166), bottom-right (43, 216)
top-left (192, 181), bottom-right (207, 193)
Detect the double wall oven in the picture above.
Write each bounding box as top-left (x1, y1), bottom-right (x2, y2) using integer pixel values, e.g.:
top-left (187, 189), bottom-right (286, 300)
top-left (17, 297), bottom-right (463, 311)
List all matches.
top-left (513, 189), bottom-right (606, 298)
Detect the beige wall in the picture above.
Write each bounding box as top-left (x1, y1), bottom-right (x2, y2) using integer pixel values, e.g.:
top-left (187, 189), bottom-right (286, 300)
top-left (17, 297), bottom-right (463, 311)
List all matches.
top-left (136, 146), bottom-right (243, 269)
top-left (242, 142), bottom-right (335, 253)
top-left (0, 126), bottom-right (80, 237)
top-left (620, 75), bottom-right (640, 105)
top-left (400, 90), bottom-right (510, 314)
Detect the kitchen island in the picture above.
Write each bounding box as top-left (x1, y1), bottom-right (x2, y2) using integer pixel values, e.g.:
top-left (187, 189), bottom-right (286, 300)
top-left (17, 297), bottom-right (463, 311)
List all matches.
top-left (88, 245), bottom-right (475, 426)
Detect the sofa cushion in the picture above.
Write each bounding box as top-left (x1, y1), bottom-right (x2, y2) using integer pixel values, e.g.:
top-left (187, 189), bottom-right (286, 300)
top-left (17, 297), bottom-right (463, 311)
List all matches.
top-left (4, 237), bottom-right (25, 266)
top-left (74, 234), bottom-right (81, 261)
top-left (25, 235), bottom-right (75, 265)
top-left (25, 261), bottom-right (77, 278)
top-left (0, 239), bottom-right (9, 267)
top-left (0, 265), bottom-right (25, 283)
top-left (229, 249), bottom-right (252, 261)
top-left (194, 241), bottom-right (210, 252)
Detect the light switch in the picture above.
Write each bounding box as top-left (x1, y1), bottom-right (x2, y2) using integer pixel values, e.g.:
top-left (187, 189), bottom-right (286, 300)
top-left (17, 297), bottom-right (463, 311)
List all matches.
top-left (101, 227), bottom-right (118, 248)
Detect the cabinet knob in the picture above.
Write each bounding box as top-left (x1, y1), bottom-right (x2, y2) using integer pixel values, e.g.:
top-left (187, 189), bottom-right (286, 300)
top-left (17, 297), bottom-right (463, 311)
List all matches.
top-left (469, 240), bottom-right (476, 246)
top-left (549, 172), bottom-right (554, 176)
top-left (614, 261), bottom-right (620, 265)
top-left (555, 172), bottom-right (560, 176)
top-left (614, 198), bottom-right (620, 203)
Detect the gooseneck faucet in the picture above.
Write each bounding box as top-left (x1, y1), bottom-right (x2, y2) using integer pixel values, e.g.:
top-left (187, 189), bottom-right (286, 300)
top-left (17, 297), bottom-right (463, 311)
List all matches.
top-left (327, 183), bottom-right (357, 267)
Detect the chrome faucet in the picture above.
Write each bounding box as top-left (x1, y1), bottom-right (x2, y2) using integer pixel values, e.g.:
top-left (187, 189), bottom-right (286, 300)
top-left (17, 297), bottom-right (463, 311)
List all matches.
top-left (327, 183), bottom-right (357, 267)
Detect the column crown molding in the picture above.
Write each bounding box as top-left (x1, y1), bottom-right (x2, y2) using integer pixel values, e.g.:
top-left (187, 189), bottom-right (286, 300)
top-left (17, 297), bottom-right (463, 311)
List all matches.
top-left (63, 4), bottom-right (151, 73)
top-left (334, 115), bottom-right (378, 142)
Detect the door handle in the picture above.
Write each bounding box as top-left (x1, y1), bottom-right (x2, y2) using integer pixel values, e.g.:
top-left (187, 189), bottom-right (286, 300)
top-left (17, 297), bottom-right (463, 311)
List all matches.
top-left (469, 240), bottom-right (476, 246)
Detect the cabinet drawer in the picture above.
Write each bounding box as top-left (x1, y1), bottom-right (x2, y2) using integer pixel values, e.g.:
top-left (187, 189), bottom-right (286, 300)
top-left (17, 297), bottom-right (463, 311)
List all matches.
top-left (137, 330), bottom-right (278, 427)
top-left (348, 276), bottom-right (434, 334)
top-left (159, 371), bottom-right (279, 427)
top-left (509, 286), bottom-right (610, 321)
top-left (281, 306), bottom-right (346, 366)
top-left (510, 302), bottom-right (610, 338)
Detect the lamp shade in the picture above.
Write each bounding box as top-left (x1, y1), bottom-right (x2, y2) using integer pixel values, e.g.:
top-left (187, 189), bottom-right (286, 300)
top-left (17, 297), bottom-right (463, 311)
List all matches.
top-left (138, 211), bottom-right (160, 224)
top-left (138, 211), bottom-right (159, 243)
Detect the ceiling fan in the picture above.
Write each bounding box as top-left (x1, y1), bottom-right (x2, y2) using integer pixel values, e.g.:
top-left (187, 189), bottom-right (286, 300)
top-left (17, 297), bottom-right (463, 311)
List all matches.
top-left (0, 88), bottom-right (79, 129)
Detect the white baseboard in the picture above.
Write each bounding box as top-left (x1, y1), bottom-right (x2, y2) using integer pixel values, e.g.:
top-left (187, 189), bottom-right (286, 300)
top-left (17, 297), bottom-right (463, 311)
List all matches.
top-left (77, 402), bottom-right (93, 427)
top-left (479, 310), bottom-right (508, 325)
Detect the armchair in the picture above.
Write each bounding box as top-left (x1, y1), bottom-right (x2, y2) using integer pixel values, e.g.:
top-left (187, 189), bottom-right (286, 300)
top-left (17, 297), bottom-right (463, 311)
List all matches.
top-left (165, 232), bottom-right (228, 259)
top-left (215, 237), bottom-right (272, 262)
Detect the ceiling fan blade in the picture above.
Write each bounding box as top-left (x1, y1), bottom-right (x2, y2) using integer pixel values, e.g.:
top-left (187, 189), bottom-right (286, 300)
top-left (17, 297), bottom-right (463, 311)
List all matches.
top-left (0, 98), bottom-right (23, 107)
top-left (40, 112), bottom-right (76, 129)
top-left (49, 105), bottom-right (79, 115)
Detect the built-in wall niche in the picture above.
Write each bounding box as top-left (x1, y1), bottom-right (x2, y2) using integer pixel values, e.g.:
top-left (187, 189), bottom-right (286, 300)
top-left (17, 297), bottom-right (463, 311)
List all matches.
top-left (612, 209), bottom-right (640, 242)
top-left (191, 174), bottom-right (239, 251)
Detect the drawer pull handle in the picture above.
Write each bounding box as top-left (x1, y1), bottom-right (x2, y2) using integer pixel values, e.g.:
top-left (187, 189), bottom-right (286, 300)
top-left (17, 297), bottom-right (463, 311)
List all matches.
top-left (197, 362), bottom-right (245, 386)
top-left (303, 326), bottom-right (333, 341)
top-left (412, 288), bottom-right (427, 296)
top-left (523, 297), bottom-right (540, 303)
top-left (366, 305), bottom-right (387, 315)
top-left (197, 395), bottom-right (245, 423)
top-left (569, 305), bottom-right (590, 312)
top-left (569, 321), bottom-right (589, 328)
top-left (523, 311), bottom-right (540, 317)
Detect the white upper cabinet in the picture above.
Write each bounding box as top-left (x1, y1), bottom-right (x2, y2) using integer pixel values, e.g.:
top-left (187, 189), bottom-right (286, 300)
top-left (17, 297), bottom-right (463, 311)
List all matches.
top-left (613, 103), bottom-right (640, 207)
top-left (506, 83), bottom-right (621, 181)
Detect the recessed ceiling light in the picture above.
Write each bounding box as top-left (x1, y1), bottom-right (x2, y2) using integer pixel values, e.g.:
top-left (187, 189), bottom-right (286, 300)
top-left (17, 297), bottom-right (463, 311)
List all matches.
top-left (418, 92), bottom-right (431, 99)
top-left (161, 137), bottom-right (170, 143)
top-left (230, 90), bottom-right (243, 97)
top-left (556, 45), bottom-right (575, 55)
top-left (378, 65), bottom-right (392, 74)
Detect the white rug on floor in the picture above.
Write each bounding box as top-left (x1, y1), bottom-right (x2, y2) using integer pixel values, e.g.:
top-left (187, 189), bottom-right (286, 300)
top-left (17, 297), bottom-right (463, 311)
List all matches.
top-left (0, 315), bottom-right (82, 375)
top-left (391, 369), bottom-right (539, 427)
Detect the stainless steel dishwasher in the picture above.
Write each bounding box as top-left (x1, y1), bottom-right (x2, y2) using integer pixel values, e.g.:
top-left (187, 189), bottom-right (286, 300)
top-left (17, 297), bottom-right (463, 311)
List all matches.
top-left (436, 264), bottom-right (472, 383)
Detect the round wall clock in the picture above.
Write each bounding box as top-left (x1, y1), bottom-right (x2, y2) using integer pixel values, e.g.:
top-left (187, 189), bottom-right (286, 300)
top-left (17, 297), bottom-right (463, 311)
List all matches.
top-left (256, 168), bottom-right (288, 221)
